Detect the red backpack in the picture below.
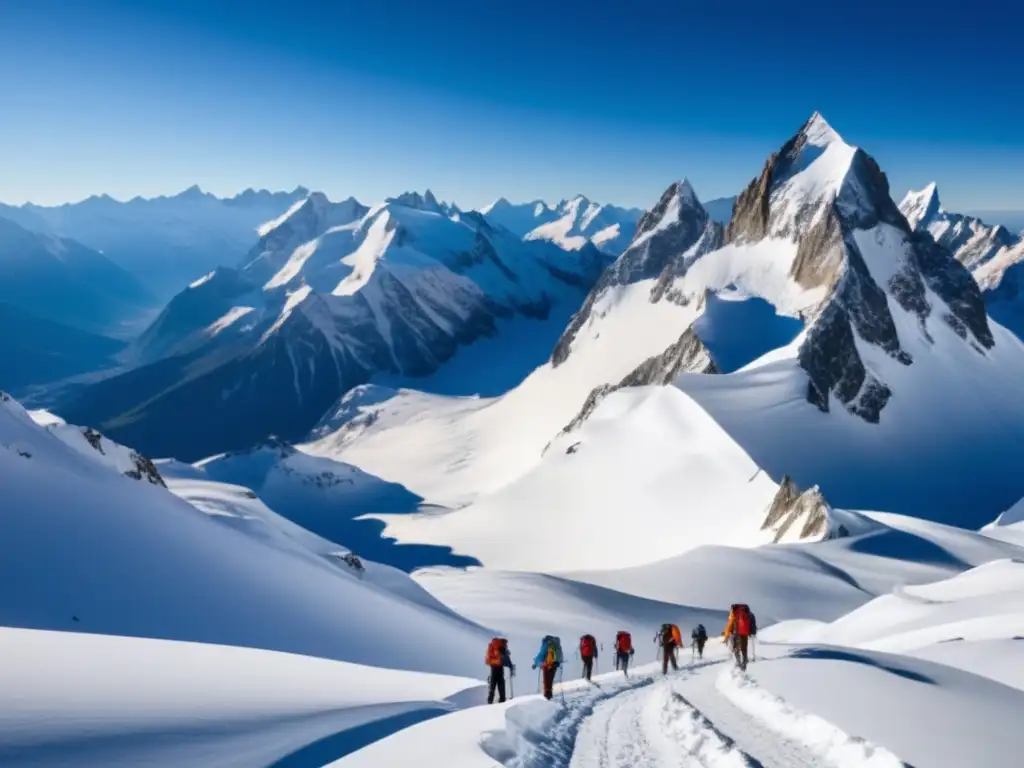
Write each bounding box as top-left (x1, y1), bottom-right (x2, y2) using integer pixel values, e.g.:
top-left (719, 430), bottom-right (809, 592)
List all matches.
top-left (616, 631), bottom-right (632, 653)
top-left (733, 604), bottom-right (752, 637)
top-left (485, 637), bottom-right (507, 666)
top-left (580, 634), bottom-right (596, 656)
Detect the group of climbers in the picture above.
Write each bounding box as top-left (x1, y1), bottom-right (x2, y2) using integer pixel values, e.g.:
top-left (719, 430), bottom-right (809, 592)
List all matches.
top-left (483, 605), bottom-right (758, 703)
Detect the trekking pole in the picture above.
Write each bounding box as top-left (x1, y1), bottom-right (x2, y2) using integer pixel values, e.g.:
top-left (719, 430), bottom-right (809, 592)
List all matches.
top-left (537, 668), bottom-right (541, 695)
top-left (509, 670), bottom-right (514, 700)
top-left (752, 637), bottom-right (757, 663)
top-left (559, 666), bottom-right (565, 701)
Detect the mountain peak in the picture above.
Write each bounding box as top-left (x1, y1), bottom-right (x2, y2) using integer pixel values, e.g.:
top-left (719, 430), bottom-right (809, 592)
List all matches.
top-left (177, 184), bottom-right (208, 201)
top-left (801, 111), bottom-right (843, 147)
top-left (677, 178), bottom-right (699, 206)
top-left (899, 183), bottom-right (942, 231)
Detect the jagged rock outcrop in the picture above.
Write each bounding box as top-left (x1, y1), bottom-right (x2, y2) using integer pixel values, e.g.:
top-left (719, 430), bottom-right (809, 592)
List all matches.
top-left (560, 325), bottom-right (717, 436)
top-left (761, 475), bottom-right (844, 543)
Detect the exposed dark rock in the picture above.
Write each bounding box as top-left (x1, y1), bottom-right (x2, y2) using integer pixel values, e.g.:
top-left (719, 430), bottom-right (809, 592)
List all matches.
top-left (82, 427), bottom-right (105, 454)
top-left (909, 232), bottom-right (994, 349)
top-left (790, 204), bottom-right (845, 291)
top-left (798, 302), bottom-right (892, 422)
top-left (561, 327), bottom-right (717, 434)
top-left (761, 474), bottom-right (836, 543)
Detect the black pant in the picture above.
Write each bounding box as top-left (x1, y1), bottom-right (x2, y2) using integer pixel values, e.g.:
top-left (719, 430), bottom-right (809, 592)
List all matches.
top-left (582, 655), bottom-right (594, 680)
top-left (661, 644), bottom-right (679, 674)
top-left (616, 651), bottom-right (631, 674)
top-left (487, 666), bottom-right (506, 704)
top-left (542, 665), bottom-right (558, 699)
top-left (732, 635), bottom-right (749, 670)
top-left (694, 637), bottom-right (706, 658)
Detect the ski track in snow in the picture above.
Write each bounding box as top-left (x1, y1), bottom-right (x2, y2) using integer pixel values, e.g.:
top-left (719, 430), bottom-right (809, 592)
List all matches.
top-left (507, 655), bottom-right (906, 768)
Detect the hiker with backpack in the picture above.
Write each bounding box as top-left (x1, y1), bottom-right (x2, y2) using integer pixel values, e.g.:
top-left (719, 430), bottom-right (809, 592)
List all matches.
top-left (614, 631), bottom-right (635, 677)
top-left (484, 637), bottom-right (515, 704)
top-left (579, 634), bottom-right (598, 681)
top-left (655, 623), bottom-right (683, 675)
top-left (723, 604), bottom-right (757, 671)
top-left (532, 635), bottom-right (563, 700)
top-left (691, 624), bottom-right (708, 660)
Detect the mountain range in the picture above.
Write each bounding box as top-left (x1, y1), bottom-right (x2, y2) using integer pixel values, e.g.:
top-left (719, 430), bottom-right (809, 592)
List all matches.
top-left (0, 186), bottom-right (310, 300)
top-left (55, 190), bottom-right (612, 460)
top-left (4, 112), bottom-right (1024, 765)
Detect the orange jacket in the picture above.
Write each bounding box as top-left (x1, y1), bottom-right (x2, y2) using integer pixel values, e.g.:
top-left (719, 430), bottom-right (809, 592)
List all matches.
top-left (722, 608), bottom-right (737, 640)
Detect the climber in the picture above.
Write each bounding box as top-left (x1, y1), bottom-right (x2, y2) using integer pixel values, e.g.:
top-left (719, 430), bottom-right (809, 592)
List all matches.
top-left (579, 633), bottom-right (598, 681)
top-left (614, 631), bottom-right (635, 677)
top-left (723, 604), bottom-right (757, 670)
top-left (485, 637), bottom-right (515, 704)
top-left (655, 623), bottom-right (683, 674)
top-left (532, 635), bottom-right (563, 700)
top-left (691, 623), bottom-right (708, 660)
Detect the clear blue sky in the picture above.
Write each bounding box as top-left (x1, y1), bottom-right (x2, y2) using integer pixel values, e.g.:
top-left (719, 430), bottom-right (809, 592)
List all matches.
top-left (2, 0), bottom-right (1021, 211)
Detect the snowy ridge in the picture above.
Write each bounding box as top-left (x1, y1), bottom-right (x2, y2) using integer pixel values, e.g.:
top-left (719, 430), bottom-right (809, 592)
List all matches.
top-left (715, 669), bottom-right (904, 767)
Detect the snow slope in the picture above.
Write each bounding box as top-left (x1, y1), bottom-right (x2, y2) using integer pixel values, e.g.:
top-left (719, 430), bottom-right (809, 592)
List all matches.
top-left (59, 191), bottom-right (608, 462)
top-left (763, 557), bottom-right (1024, 692)
top-left (0, 392), bottom-right (490, 678)
top-left (0, 626), bottom-right (480, 767)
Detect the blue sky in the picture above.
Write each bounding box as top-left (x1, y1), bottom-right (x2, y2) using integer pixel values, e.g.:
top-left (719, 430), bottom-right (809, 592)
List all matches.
top-left (2, 0), bottom-right (1022, 212)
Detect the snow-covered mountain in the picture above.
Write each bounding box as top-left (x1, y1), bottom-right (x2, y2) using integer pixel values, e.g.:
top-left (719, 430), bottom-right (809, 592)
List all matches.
top-left (0, 215), bottom-right (153, 337)
top-left (57, 191), bottom-right (610, 461)
top-left (899, 184), bottom-right (1024, 344)
top-left (306, 113), bottom-right (1024, 569)
top-left (481, 195), bottom-right (642, 256)
top-left (0, 186), bottom-right (310, 299)
top-left (899, 182), bottom-right (1019, 270)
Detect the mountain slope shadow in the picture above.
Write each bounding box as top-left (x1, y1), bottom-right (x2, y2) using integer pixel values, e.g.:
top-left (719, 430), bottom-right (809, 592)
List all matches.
top-left (196, 445), bottom-right (480, 572)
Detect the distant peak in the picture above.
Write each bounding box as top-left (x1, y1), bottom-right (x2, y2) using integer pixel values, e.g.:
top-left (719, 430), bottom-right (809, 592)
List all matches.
top-left (177, 184), bottom-right (208, 200)
top-left (899, 183), bottom-right (942, 230)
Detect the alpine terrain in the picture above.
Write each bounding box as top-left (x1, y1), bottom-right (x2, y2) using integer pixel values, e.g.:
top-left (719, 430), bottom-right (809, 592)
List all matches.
top-left (4, 109), bottom-right (1024, 768)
